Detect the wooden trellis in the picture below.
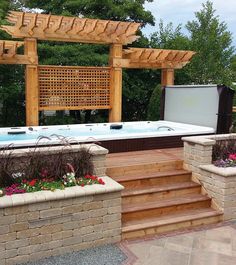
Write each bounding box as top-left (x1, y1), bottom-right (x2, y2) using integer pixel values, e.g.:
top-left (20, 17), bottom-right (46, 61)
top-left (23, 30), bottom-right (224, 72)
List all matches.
top-left (38, 66), bottom-right (111, 111)
top-left (0, 11), bottom-right (196, 126)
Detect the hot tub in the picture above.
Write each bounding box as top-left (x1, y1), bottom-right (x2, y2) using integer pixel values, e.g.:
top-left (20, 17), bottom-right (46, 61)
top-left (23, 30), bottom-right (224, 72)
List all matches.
top-left (0, 121), bottom-right (214, 152)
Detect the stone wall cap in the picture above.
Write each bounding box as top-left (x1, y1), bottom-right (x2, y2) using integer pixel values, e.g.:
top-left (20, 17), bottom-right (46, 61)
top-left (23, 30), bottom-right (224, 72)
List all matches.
top-left (0, 143), bottom-right (108, 158)
top-left (182, 135), bottom-right (216, 146)
top-left (0, 176), bottom-right (123, 209)
top-left (200, 164), bottom-right (236, 177)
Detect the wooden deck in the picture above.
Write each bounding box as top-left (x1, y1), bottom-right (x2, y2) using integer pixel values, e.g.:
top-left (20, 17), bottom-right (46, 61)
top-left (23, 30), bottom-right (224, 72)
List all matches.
top-left (105, 147), bottom-right (223, 240)
top-left (106, 147), bottom-right (183, 168)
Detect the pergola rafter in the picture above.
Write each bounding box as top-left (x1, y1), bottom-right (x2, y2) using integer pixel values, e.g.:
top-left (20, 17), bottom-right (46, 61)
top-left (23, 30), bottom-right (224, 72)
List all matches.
top-left (118, 48), bottom-right (196, 69)
top-left (1, 11), bottom-right (141, 45)
top-left (0, 40), bottom-right (36, 64)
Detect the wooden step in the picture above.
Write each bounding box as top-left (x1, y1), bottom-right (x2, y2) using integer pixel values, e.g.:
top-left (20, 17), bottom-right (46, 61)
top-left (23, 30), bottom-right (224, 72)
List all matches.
top-left (122, 194), bottom-right (211, 223)
top-left (106, 160), bottom-right (183, 177)
top-left (122, 208), bottom-right (223, 240)
top-left (122, 181), bottom-right (201, 204)
top-left (113, 169), bottom-right (191, 189)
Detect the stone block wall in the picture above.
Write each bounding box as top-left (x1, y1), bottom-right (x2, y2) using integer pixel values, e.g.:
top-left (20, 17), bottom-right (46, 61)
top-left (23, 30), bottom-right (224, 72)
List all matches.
top-left (182, 136), bottom-right (215, 176)
top-left (0, 144), bottom-right (124, 265)
top-left (182, 134), bottom-right (236, 221)
top-left (199, 165), bottom-right (236, 220)
top-left (0, 176), bottom-right (123, 265)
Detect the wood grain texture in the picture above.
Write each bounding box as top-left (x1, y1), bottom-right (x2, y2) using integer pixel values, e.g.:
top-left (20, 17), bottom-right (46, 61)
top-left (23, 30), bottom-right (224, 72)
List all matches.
top-left (2, 11), bottom-right (140, 45)
top-left (25, 38), bottom-right (39, 126)
top-left (38, 65), bottom-right (111, 111)
top-left (0, 40), bottom-right (33, 64)
top-left (121, 48), bottom-right (196, 69)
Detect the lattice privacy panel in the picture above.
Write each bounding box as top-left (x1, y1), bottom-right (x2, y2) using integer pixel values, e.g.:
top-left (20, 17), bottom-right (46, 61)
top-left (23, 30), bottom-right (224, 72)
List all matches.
top-left (38, 66), bottom-right (111, 111)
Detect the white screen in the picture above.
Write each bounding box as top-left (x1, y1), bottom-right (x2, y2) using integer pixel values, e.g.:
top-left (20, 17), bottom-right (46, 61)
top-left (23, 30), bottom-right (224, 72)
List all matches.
top-left (164, 85), bottom-right (219, 129)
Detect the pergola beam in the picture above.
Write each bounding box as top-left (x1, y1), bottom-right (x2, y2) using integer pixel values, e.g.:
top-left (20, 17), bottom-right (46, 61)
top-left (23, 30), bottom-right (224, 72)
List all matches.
top-left (0, 40), bottom-right (38, 64)
top-left (121, 48), bottom-right (196, 69)
top-left (1, 11), bottom-right (141, 45)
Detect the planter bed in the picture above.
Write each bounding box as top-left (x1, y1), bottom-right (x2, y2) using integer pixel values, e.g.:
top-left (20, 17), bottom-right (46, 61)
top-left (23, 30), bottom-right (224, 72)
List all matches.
top-left (0, 144), bottom-right (124, 265)
top-left (182, 134), bottom-right (236, 221)
top-left (0, 177), bottom-right (123, 265)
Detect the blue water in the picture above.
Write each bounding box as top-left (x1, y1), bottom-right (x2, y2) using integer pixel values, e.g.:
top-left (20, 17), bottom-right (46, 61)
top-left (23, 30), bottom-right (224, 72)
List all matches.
top-left (0, 124), bottom-right (177, 143)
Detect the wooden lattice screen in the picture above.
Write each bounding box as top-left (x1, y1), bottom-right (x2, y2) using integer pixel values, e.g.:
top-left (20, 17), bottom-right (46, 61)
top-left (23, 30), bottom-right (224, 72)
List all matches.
top-left (38, 66), bottom-right (111, 111)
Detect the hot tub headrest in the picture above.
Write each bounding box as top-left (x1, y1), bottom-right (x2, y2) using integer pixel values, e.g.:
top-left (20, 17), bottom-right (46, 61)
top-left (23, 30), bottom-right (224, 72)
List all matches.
top-left (8, 130), bottom-right (26, 135)
top-left (110, 124), bottom-right (123, 130)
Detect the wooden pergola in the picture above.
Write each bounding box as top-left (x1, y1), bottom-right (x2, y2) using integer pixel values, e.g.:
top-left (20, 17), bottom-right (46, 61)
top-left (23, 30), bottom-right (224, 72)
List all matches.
top-left (0, 11), bottom-right (195, 126)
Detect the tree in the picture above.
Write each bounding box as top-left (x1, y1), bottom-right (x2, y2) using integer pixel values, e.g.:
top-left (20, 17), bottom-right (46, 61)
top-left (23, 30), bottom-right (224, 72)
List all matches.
top-left (150, 20), bottom-right (190, 50)
top-left (147, 84), bottom-right (162, 121)
top-left (150, 20), bottom-right (192, 86)
top-left (186, 1), bottom-right (235, 85)
top-left (0, 1), bottom-right (26, 127)
top-left (20, 0), bottom-right (155, 27)
top-left (0, 0), bottom-right (9, 20)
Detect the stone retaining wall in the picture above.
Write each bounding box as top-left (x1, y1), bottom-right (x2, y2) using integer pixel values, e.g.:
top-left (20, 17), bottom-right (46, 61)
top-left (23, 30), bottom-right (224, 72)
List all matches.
top-left (0, 144), bottom-right (124, 265)
top-left (0, 177), bottom-right (123, 265)
top-left (182, 134), bottom-right (236, 221)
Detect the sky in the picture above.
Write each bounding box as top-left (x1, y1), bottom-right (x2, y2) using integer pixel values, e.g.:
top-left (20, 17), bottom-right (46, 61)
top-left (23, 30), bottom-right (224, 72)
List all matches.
top-left (143, 0), bottom-right (236, 47)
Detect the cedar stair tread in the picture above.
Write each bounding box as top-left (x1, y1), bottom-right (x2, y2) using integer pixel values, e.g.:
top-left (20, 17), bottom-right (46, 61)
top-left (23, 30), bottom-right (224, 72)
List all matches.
top-left (112, 169), bottom-right (190, 182)
top-left (122, 208), bottom-right (223, 233)
top-left (122, 181), bottom-right (200, 197)
top-left (122, 194), bottom-right (210, 213)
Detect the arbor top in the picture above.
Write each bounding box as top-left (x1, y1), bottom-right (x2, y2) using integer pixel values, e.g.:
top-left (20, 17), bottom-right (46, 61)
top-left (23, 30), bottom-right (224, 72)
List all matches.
top-left (122, 48), bottom-right (196, 69)
top-left (1, 11), bottom-right (141, 45)
top-left (0, 40), bottom-right (23, 58)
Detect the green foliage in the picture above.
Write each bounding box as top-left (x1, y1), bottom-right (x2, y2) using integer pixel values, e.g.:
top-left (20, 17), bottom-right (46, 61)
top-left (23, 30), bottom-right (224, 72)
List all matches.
top-left (147, 84), bottom-right (162, 121)
top-left (0, 0), bottom-right (9, 20)
top-left (231, 55), bottom-right (236, 81)
top-left (122, 69), bottom-right (160, 121)
top-left (20, 0), bottom-right (155, 26)
top-left (38, 42), bottom-right (109, 66)
top-left (186, 1), bottom-right (235, 85)
top-left (0, 65), bottom-right (25, 126)
top-left (150, 20), bottom-right (190, 50)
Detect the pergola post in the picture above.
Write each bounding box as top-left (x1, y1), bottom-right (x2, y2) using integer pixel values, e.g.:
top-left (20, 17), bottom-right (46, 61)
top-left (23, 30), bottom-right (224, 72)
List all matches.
top-left (109, 44), bottom-right (123, 122)
top-left (24, 38), bottom-right (39, 126)
top-left (161, 69), bottom-right (175, 86)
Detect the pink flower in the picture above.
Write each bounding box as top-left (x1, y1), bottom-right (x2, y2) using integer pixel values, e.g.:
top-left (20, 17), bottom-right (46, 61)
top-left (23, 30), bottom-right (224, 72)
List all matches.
top-left (229, 153), bottom-right (236, 160)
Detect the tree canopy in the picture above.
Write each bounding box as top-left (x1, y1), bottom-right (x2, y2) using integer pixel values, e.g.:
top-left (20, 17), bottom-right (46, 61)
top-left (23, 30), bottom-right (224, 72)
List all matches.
top-left (0, 1), bottom-right (235, 127)
top-left (20, 0), bottom-right (155, 26)
top-left (186, 1), bottom-right (235, 85)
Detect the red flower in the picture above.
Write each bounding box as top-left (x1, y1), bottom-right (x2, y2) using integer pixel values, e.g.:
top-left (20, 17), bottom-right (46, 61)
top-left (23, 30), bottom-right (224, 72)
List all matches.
top-left (29, 179), bottom-right (37, 187)
top-left (85, 175), bottom-right (90, 179)
top-left (22, 179), bottom-right (27, 184)
top-left (98, 178), bottom-right (105, 185)
top-left (81, 183), bottom-right (85, 187)
top-left (229, 153), bottom-right (236, 160)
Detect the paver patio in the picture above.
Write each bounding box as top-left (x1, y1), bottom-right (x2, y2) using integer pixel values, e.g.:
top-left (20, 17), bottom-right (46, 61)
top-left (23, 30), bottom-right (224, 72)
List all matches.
top-left (120, 222), bottom-right (236, 265)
